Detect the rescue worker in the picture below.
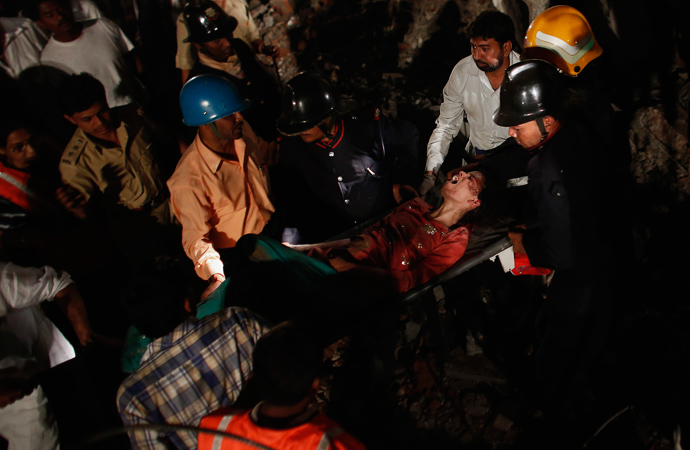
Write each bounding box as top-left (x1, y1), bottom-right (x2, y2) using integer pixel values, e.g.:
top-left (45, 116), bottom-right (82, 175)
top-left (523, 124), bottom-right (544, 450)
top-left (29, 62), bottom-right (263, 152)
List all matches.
top-left (522, 5), bottom-right (631, 263)
top-left (182, 0), bottom-right (282, 141)
top-left (273, 71), bottom-right (419, 244)
top-left (198, 322), bottom-right (365, 450)
top-left (117, 259), bottom-right (271, 450)
top-left (420, 11), bottom-right (521, 196)
top-left (493, 60), bottom-right (611, 436)
top-left (175, 0), bottom-right (275, 82)
top-left (521, 5), bottom-right (617, 146)
top-left (167, 74), bottom-right (275, 297)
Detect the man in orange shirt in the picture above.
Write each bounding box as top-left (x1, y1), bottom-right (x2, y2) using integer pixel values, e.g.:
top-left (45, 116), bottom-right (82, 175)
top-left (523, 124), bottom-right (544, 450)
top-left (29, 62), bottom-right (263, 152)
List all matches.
top-left (167, 75), bottom-right (275, 296)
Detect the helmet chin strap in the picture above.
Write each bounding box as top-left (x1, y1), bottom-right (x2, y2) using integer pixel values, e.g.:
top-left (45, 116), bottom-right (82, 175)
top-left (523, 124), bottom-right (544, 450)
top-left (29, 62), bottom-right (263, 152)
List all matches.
top-left (536, 117), bottom-right (549, 141)
top-left (209, 121), bottom-right (225, 139)
top-left (317, 117), bottom-right (337, 140)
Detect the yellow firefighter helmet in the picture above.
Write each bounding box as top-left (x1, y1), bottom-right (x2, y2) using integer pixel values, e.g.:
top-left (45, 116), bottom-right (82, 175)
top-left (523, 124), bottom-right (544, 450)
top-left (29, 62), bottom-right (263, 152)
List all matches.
top-left (523, 5), bottom-right (603, 76)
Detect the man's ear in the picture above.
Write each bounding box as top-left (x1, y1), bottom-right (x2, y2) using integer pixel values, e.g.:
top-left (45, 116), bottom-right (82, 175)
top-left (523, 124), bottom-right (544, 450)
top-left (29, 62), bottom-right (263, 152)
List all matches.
top-left (469, 198), bottom-right (481, 209)
top-left (63, 114), bottom-right (77, 125)
top-left (503, 40), bottom-right (512, 55)
top-left (543, 116), bottom-right (556, 131)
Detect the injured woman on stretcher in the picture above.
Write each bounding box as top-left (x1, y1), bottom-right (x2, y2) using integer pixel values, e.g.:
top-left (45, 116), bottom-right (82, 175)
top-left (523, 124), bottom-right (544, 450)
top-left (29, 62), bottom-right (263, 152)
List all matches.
top-left (205, 170), bottom-right (496, 338)
top-left (300, 169), bottom-right (489, 292)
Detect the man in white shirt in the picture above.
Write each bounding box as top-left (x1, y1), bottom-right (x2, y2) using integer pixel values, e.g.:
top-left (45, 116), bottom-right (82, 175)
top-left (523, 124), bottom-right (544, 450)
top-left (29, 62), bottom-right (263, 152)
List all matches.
top-left (0, 0), bottom-right (101, 79)
top-left (26, 0), bottom-right (140, 108)
top-left (421, 11), bottom-right (520, 195)
top-left (0, 262), bottom-right (92, 450)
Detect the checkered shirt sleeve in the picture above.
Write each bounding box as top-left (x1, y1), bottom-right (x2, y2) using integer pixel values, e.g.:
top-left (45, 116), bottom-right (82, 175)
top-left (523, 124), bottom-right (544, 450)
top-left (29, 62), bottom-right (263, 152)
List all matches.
top-left (116, 307), bottom-right (272, 450)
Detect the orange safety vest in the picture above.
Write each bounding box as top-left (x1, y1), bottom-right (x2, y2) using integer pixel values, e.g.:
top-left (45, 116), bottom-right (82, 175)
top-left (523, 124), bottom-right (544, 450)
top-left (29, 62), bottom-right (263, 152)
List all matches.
top-left (0, 161), bottom-right (36, 212)
top-left (0, 161), bottom-right (60, 217)
top-left (198, 406), bottom-right (366, 450)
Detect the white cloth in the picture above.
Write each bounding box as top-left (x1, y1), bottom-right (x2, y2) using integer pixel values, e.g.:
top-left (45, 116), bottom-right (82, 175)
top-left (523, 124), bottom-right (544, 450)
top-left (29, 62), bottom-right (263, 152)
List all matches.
top-left (0, 387), bottom-right (58, 450)
top-left (0, 17), bottom-right (47, 78)
top-left (0, 262), bottom-right (76, 450)
top-left (425, 51), bottom-right (520, 173)
top-left (40, 18), bottom-right (135, 108)
top-left (71, 0), bottom-right (103, 21)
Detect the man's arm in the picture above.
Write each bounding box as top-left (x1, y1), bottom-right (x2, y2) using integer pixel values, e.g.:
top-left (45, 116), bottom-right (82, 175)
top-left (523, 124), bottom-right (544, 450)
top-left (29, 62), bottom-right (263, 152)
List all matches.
top-left (117, 385), bottom-right (171, 450)
top-left (0, 262), bottom-right (93, 345)
top-left (521, 157), bottom-right (576, 270)
top-left (54, 284), bottom-right (93, 347)
top-left (0, 262), bottom-right (73, 313)
top-left (168, 184), bottom-right (225, 283)
top-left (425, 68), bottom-right (469, 175)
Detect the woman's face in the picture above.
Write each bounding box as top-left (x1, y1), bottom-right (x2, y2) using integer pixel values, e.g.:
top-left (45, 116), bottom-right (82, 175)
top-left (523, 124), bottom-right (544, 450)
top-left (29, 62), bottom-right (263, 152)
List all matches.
top-left (1, 128), bottom-right (38, 171)
top-left (442, 170), bottom-right (484, 209)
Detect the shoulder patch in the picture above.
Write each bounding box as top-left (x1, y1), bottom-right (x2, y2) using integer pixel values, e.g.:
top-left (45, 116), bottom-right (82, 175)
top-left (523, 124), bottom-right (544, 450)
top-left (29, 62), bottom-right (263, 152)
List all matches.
top-left (61, 136), bottom-right (88, 166)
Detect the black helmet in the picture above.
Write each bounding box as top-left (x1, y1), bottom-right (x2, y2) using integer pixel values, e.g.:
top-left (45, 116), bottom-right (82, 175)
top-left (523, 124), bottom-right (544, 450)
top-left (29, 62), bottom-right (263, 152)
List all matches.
top-left (277, 72), bottom-right (356, 136)
top-left (183, 0), bottom-right (238, 44)
top-left (493, 60), bottom-right (563, 127)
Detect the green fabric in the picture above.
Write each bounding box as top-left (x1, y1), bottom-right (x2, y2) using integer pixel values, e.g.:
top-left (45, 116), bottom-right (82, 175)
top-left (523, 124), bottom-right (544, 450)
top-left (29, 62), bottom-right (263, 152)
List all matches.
top-left (196, 278), bottom-right (231, 319)
top-left (247, 235), bottom-right (337, 280)
top-left (121, 326), bottom-right (151, 374)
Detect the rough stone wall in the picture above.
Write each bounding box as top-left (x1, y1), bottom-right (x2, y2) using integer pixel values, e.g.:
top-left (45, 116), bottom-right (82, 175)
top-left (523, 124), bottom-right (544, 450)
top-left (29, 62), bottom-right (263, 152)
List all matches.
top-left (398, 0), bottom-right (495, 69)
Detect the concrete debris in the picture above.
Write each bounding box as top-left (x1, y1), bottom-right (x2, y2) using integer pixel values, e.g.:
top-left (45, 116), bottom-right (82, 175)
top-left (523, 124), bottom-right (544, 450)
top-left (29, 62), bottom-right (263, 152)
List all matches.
top-left (630, 106), bottom-right (690, 198)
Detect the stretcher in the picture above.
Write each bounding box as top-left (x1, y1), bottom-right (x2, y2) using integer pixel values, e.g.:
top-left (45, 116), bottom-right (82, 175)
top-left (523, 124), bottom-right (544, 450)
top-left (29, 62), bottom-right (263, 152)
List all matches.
top-left (398, 235), bottom-right (513, 356)
top-left (327, 214), bottom-right (514, 357)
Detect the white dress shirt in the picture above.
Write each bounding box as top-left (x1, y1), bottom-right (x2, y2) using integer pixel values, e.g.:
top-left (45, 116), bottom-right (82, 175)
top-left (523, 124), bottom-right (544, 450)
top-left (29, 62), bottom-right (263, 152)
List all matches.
top-left (426, 51), bottom-right (520, 173)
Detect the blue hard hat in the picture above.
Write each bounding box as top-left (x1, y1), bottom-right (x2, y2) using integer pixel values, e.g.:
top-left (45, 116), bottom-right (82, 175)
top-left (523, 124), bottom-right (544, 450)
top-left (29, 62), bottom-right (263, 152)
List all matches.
top-left (179, 75), bottom-right (251, 127)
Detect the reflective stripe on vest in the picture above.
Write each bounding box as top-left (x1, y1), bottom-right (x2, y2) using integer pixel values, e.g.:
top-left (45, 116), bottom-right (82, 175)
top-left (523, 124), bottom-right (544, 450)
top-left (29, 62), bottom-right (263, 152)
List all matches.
top-left (0, 170), bottom-right (35, 212)
top-left (210, 415), bottom-right (233, 450)
top-left (316, 427), bottom-right (345, 450)
top-left (199, 412), bottom-right (278, 450)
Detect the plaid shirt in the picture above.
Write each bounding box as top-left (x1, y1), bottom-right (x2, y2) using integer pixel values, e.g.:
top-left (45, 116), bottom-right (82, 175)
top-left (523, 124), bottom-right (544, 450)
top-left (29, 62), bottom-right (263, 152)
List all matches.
top-left (116, 307), bottom-right (271, 450)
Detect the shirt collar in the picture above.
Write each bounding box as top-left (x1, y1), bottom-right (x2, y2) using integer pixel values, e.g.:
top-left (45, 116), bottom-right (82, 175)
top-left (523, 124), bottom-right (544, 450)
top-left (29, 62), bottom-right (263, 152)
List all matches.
top-left (194, 133), bottom-right (247, 174)
top-left (315, 118), bottom-right (344, 149)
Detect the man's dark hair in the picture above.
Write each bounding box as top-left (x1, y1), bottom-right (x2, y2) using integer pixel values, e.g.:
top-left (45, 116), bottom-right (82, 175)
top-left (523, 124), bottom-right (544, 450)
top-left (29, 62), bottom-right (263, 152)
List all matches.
top-left (252, 322), bottom-right (322, 406)
top-left (467, 10), bottom-right (517, 48)
top-left (120, 257), bottom-right (196, 339)
top-left (22, 0), bottom-right (69, 21)
top-left (58, 72), bottom-right (108, 116)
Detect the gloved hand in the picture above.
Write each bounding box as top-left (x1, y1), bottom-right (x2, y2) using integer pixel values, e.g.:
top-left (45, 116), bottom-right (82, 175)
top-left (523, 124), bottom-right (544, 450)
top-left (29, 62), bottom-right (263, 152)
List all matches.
top-left (418, 172), bottom-right (436, 197)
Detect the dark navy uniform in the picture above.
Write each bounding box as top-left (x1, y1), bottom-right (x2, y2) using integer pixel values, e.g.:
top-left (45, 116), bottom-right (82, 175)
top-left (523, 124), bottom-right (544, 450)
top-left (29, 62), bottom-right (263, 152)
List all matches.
top-left (522, 117), bottom-right (611, 415)
top-left (273, 109), bottom-right (419, 243)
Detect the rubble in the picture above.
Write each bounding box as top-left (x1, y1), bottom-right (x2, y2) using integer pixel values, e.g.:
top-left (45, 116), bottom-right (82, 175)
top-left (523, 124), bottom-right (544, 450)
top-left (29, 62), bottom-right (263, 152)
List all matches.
top-left (630, 104), bottom-right (690, 200)
top-left (245, 1), bottom-right (690, 448)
